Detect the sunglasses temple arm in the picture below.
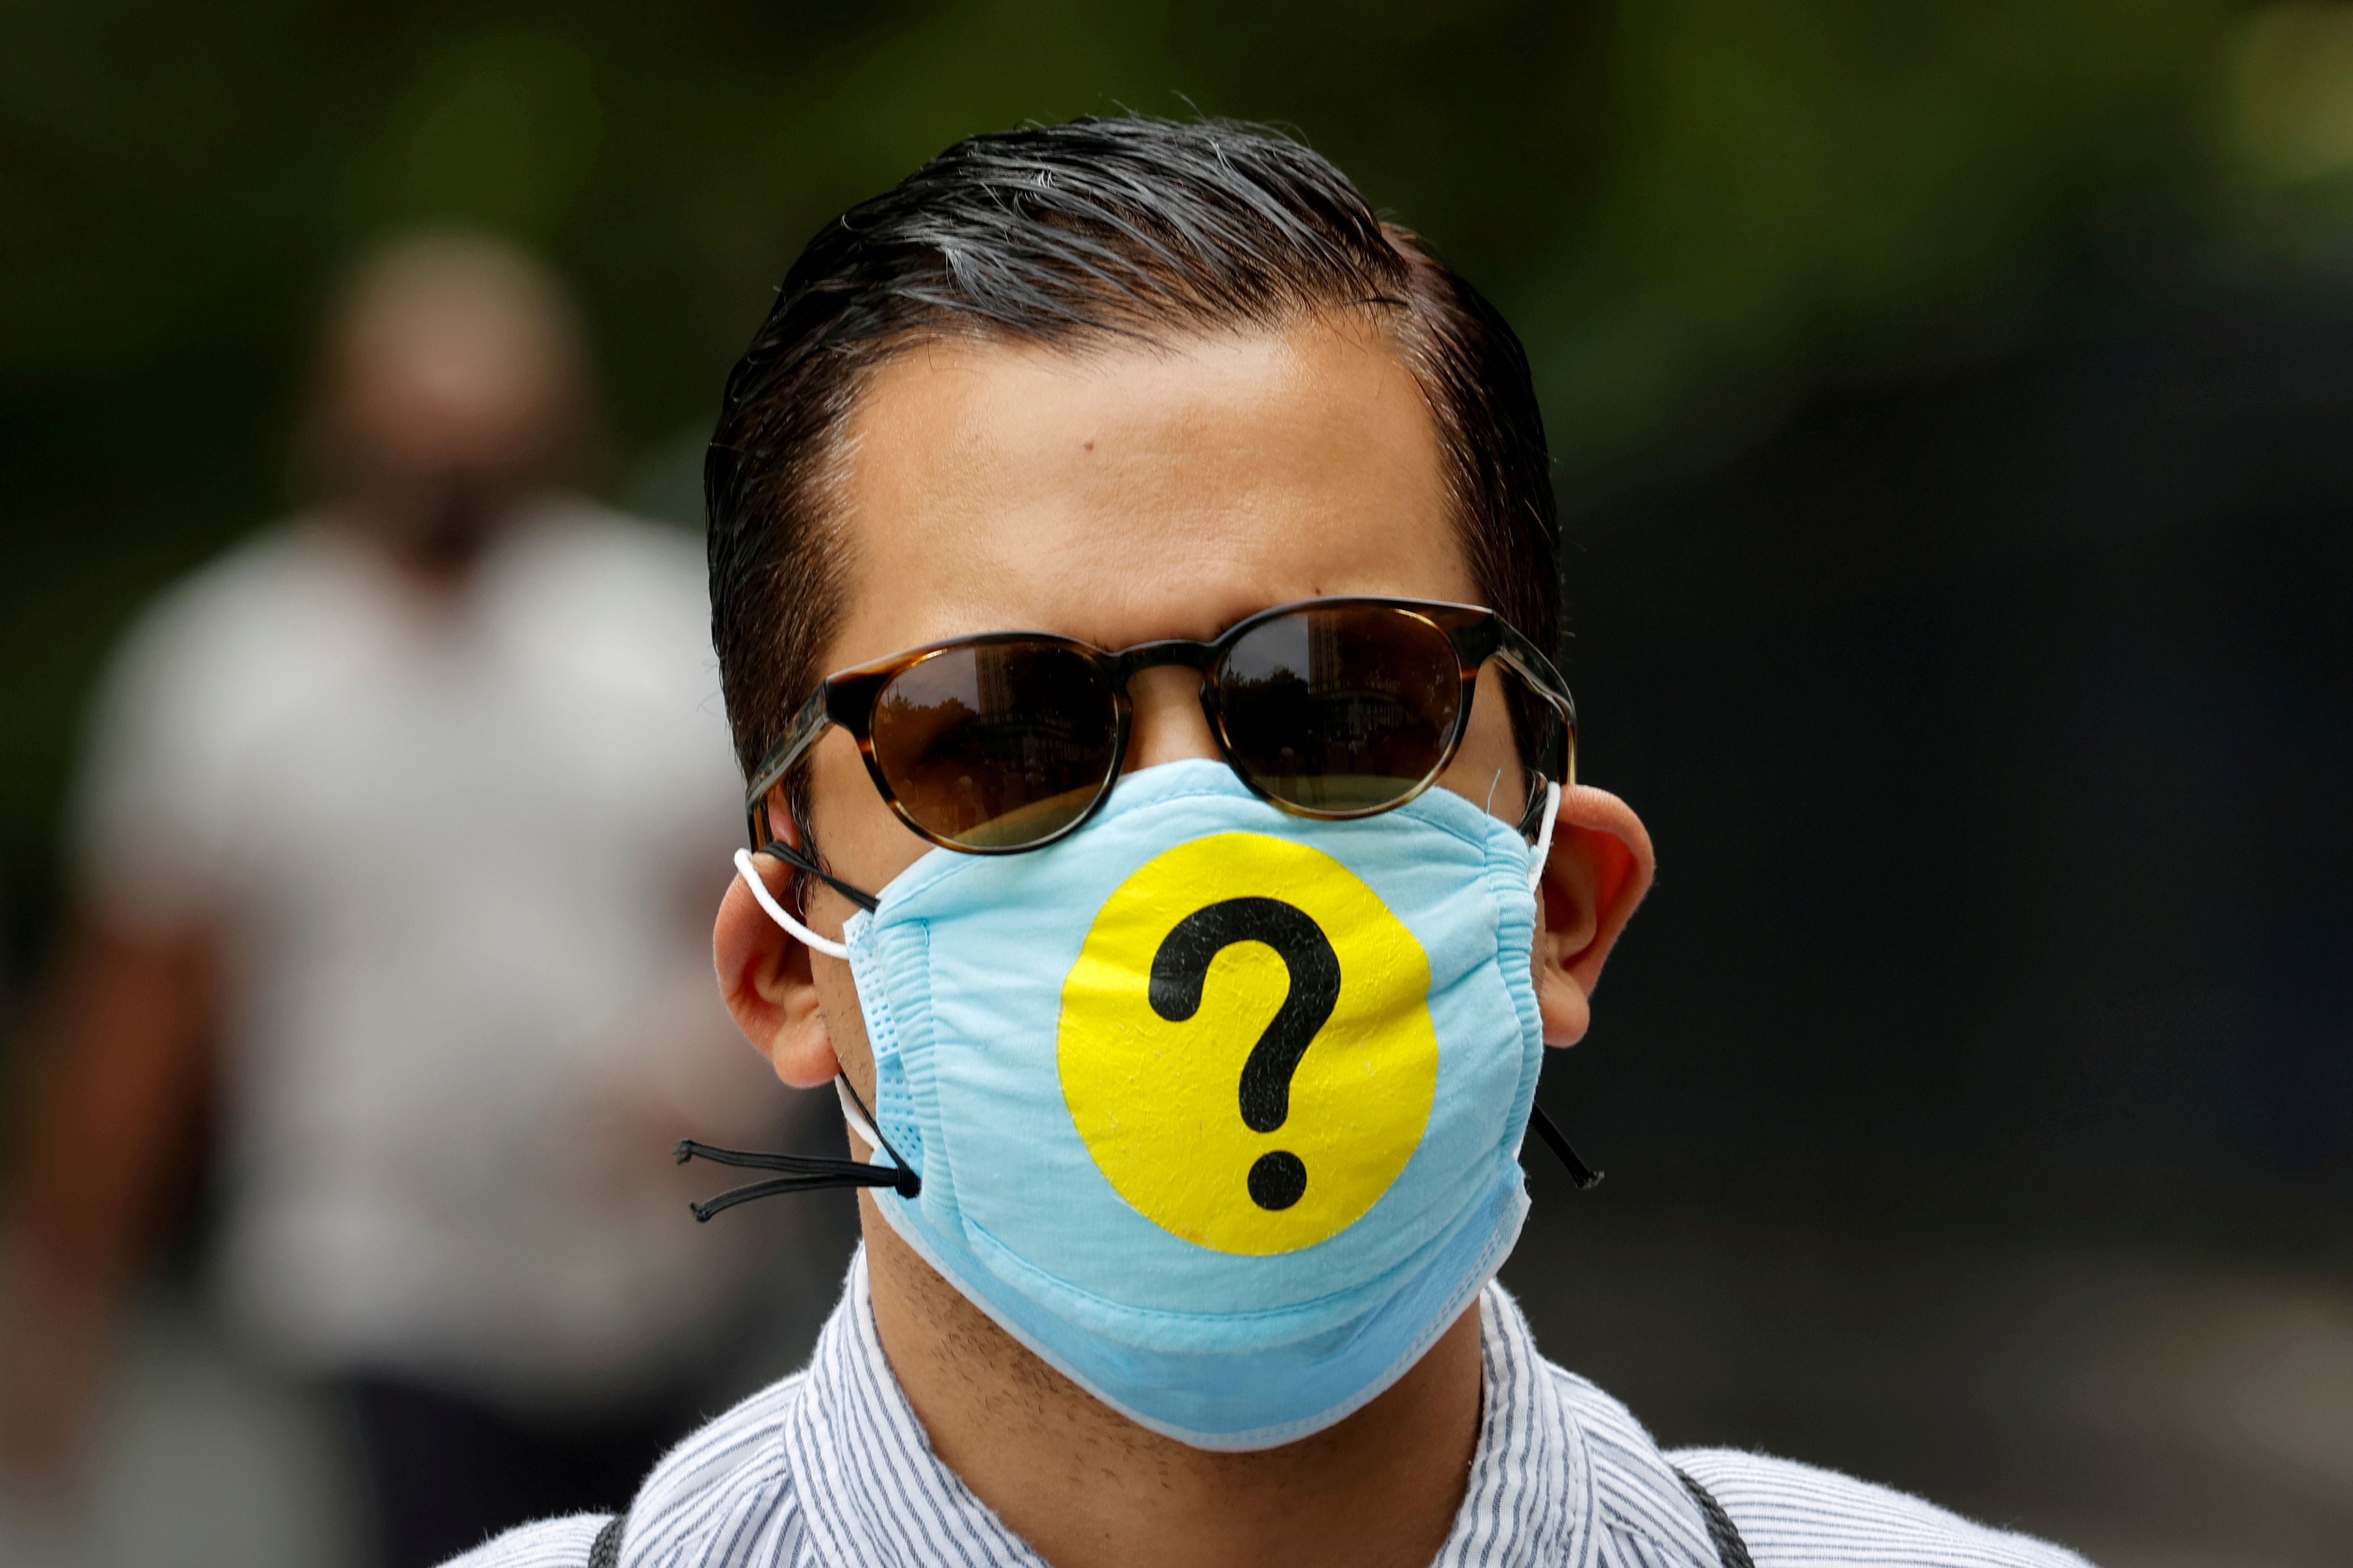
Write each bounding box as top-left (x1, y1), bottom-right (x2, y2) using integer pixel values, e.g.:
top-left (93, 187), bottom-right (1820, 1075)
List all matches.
top-left (738, 692), bottom-right (889, 919)
top-left (1490, 622), bottom-right (1577, 726)
top-left (742, 688), bottom-right (834, 836)
top-left (1487, 630), bottom-right (1578, 836)
top-left (755, 837), bottom-right (880, 914)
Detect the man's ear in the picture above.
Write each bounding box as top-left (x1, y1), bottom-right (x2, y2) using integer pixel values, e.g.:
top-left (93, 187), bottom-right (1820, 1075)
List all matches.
top-left (713, 853), bottom-right (842, 1089)
top-left (1531, 784), bottom-right (1655, 1048)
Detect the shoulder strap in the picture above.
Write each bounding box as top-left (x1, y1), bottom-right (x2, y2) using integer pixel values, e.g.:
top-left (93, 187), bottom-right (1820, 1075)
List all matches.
top-left (1669, 1467), bottom-right (1753, 1568)
top-left (588, 1514), bottom-right (625, 1568)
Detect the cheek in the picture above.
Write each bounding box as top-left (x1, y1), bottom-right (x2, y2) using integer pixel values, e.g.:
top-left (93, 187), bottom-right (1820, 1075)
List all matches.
top-left (1435, 667), bottom-right (1528, 824)
top-left (813, 957), bottom-right (878, 1097)
top-left (799, 734), bottom-right (905, 1107)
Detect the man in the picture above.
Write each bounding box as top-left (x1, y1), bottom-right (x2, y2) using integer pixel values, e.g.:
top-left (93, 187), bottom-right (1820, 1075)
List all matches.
top-left (455, 121), bottom-right (2091, 1567)
top-left (0, 234), bottom-right (804, 1565)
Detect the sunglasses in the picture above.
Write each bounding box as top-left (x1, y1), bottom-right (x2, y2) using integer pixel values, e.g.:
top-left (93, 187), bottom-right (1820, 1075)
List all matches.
top-left (745, 596), bottom-right (1576, 876)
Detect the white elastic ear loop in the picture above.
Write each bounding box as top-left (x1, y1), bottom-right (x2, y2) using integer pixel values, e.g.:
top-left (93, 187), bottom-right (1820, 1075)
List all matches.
top-left (1528, 778), bottom-right (1562, 892)
top-left (733, 847), bottom-right (851, 961)
top-left (834, 1077), bottom-right (885, 1161)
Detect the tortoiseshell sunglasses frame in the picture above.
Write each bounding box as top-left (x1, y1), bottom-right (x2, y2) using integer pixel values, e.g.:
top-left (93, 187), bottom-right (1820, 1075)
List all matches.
top-left (743, 595), bottom-right (1577, 857)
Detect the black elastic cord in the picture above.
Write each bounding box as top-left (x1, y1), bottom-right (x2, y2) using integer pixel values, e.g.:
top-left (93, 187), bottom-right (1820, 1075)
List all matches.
top-left (674, 1150), bottom-right (916, 1215)
top-left (758, 837), bottom-right (879, 914)
top-left (1528, 1104), bottom-right (1605, 1190)
top-left (673, 1140), bottom-right (916, 1221)
top-left (1516, 767), bottom-right (1555, 842)
top-left (683, 1107), bottom-right (1596, 1219)
top-left (676, 1080), bottom-right (920, 1221)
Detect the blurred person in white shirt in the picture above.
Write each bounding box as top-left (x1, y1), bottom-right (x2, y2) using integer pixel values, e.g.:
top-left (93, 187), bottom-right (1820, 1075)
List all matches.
top-left (0, 233), bottom-right (803, 1565)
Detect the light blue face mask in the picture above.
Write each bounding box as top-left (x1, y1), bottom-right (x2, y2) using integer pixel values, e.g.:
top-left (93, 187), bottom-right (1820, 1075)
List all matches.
top-left (713, 758), bottom-right (1579, 1451)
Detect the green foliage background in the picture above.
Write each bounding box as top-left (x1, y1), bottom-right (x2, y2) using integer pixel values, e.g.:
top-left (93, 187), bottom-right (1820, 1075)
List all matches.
top-left (0, 0), bottom-right (2263, 952)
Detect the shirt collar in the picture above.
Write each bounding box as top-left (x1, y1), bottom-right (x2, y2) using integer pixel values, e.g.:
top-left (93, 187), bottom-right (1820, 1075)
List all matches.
top-left (782, 1249), bottom-right (1600, 1568)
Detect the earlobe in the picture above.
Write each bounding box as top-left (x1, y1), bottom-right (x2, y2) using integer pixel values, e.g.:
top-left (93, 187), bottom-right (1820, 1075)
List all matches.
top-left (713, 855), bottom-right (843, 1089)
top-left (1528, 785), bottom-right (1655, 1048)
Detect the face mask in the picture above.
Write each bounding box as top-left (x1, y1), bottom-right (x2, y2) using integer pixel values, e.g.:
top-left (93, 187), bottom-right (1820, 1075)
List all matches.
top-left (716, 758), bottom-right (1570, 1450)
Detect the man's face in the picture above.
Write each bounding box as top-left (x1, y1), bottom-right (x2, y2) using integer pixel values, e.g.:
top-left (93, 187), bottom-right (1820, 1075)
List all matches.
top-left (338, 287), bottom-right (561, 474)
top-left (789, 314), bottom-right (1533, 1096)
top-left (328, 270), bottom-right (571, 562)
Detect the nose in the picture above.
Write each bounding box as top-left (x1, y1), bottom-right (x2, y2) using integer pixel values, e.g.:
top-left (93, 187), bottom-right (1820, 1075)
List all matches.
top-left (1123, 665), bottom-right (1222, 774)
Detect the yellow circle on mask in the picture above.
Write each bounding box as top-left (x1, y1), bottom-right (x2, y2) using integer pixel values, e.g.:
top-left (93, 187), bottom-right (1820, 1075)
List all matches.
top-left (1057, 832), bottom-right (1439, 1256)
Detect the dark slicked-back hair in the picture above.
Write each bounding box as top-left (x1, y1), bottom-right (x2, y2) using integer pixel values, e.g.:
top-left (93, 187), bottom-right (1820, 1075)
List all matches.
top-left (708, 116), bottom-right (1558, 801)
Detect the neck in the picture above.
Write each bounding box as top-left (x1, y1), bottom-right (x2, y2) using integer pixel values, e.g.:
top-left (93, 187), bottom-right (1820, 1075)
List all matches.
top-left (861, 1201), bottom-right (1485, 1568)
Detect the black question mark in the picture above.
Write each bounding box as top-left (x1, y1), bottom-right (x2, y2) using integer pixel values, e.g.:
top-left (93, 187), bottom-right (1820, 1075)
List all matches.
top-left (1148, 897), bottom-right (1340, 1212)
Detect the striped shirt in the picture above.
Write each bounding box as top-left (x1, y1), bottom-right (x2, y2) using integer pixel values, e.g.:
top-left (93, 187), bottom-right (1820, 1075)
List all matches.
top-left (448, 1251), bottom-right (2090, 1568)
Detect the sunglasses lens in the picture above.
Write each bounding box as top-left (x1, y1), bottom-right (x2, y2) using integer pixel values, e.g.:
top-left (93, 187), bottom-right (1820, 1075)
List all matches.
top-left (869, 641), bottom-right (1120, 849)
top-left (1217, 605), bottom-right (1463, 814)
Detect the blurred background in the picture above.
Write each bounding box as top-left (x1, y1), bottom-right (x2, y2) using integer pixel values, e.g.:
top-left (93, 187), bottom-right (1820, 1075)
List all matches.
top-left (1, 1), bottom-right (2348, 1565)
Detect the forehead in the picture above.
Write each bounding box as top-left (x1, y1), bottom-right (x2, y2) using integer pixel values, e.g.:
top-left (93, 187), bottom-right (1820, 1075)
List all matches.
top-left (822, 316), bottom-right (1470, 671)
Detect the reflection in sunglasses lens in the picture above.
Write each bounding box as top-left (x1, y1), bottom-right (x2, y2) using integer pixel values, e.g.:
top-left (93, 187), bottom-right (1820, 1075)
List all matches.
top-left (1218, 607), bottom-right (1460, 813)
top-left (871, 642), bottom-right (1121, 848)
